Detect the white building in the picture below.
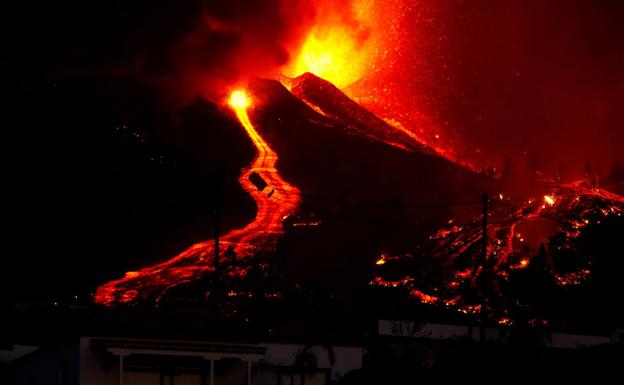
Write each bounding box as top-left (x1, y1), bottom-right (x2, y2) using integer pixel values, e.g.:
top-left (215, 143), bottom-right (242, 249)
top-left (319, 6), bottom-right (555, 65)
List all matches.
top-left (13, 336), bottom-right (363, 385)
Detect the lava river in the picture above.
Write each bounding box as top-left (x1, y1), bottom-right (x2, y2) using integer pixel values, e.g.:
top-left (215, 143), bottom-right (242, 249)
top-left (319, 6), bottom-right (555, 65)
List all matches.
top-left (94, 90), bottom-right (300, 306)
top-left (371, 180), bottom-right (624, 322)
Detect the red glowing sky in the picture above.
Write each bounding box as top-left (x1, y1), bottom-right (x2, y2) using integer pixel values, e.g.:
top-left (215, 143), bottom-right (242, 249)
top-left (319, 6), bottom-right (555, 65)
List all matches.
top-left (168, 0), bottom-right (624, 177)
top-left (341, 0), bottom-right (624, 176)
top-left (422, 0), bottom-right (624, 176)
top-left (59, 0), bottom-right (621, 176)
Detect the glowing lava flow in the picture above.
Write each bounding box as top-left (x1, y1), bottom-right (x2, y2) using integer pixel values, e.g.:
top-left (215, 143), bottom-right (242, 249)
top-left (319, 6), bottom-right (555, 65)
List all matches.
top-left (370, 181), bottom-right (624, 321)
top-left (94, 90), bottom-right (300, 306)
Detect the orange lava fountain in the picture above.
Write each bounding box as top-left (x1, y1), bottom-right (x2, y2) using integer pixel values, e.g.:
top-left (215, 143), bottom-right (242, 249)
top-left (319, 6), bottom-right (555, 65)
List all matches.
top-left (94, 90), bottom-right (300, 305)
top-left (281, 0), bottom-right (390, 89)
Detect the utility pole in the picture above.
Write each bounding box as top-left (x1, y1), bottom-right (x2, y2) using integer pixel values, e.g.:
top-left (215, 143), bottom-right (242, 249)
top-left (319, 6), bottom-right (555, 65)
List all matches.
top-left (214, 179), bottom-right (221, 269)
top-left (212, 168), bottom-right (225, 307)
top-left (214, 167), bottom-right (225, 268)
top-left (480, 193), bottom-right (489, 344)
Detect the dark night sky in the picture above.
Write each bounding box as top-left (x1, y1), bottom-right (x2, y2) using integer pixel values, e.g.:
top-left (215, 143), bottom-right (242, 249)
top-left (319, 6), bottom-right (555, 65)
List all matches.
top-left (3, 0), bottom-right (624, 303)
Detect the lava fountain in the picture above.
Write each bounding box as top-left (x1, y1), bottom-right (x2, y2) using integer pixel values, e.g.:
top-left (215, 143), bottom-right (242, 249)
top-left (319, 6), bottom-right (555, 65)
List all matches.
top-left (94, 90), bottom-right (300, 305)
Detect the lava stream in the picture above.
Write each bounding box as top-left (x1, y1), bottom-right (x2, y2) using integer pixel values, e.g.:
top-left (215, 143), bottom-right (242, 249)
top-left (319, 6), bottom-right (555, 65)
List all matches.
top-left (371, 181), bottom-right (624, 319)
top-left (94, 90), bottom-right (300, 306)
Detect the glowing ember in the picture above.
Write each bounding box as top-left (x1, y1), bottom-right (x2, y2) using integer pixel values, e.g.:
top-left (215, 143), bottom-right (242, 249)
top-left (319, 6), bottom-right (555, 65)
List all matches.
top-left (498, 318), bottom-right (513, 326)
top-left (544, 195), bottom-right (556, 206)
top-left (94, 89), bottom-right (300, 305)
top-left (410, 290), bottom-right (438, 305)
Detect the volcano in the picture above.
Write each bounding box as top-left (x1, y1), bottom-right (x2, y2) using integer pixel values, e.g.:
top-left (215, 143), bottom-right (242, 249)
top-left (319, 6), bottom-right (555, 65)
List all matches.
top-left (93, 73), bottom-right (624, 332)
top-left (94, 73), bottom-right (495, 306)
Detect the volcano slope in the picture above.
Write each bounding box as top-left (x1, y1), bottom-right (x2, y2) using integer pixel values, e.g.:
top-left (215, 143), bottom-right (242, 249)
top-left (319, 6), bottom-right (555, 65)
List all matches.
top-left (94, 72), bottom-right (498, 307)
top-left (264, 75), bottom-right (624, 331)
top-left (8, 76), bottom-right (260, 304)
top-left (91, 72), bottom-right (624, 333)
top-left (240, 75), bottom-right (624, 330)
top-left (239, 76), bottom-right (497, 301)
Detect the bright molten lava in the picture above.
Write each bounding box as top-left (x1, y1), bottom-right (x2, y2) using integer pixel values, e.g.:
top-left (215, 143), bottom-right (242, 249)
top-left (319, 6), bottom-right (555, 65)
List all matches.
top-left (282, 25), bottom-right (368, 89)
top-left (281, 0), bottom-right (387, 89)
top-left (229, 89), bottom-right (251, 109)
top-left (371, 181), bottom-right (624, 322)
top-left (94, 89), bottom-right (300, 305)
